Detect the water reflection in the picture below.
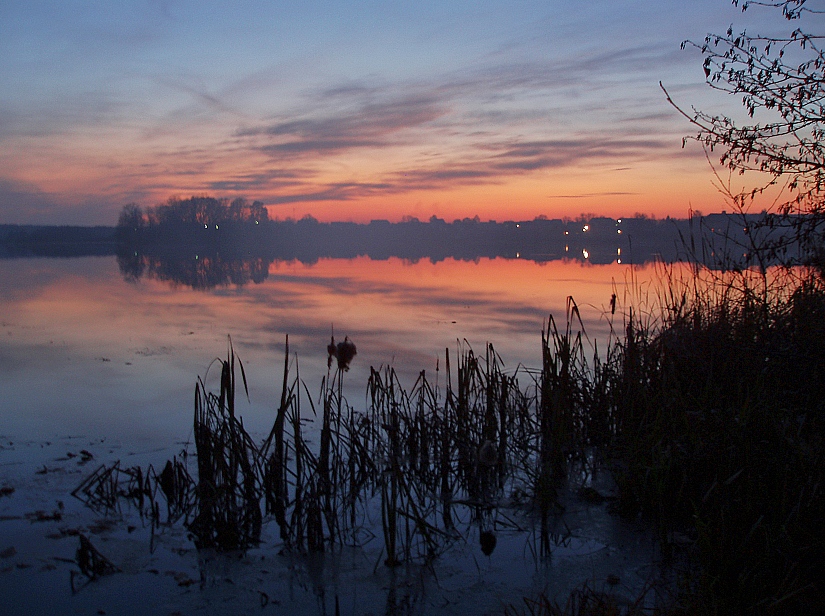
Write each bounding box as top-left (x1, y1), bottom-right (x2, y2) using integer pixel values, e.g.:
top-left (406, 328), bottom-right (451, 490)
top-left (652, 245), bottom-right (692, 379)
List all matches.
top-left (0, 255), bottom-right (666, 444)
top-left (0, 254), bottom-right (666, 613)
top-left (118, 249), bottom-right (270, 289)
top-left (111, 213), bottom-right (701, 291)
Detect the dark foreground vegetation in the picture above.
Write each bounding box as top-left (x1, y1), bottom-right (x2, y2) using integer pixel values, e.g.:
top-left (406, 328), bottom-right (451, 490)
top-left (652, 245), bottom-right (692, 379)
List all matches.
top-left (615, 265), bottom-right (824, 614)
top-left (73, 256), bottom-right (825, 614)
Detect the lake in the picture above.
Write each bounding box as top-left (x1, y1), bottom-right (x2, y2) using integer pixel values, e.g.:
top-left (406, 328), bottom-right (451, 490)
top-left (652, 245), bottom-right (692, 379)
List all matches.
top-left (0, 254), bottom-right (669, 614)
top-left (0, 254), bottom-right (657, 441)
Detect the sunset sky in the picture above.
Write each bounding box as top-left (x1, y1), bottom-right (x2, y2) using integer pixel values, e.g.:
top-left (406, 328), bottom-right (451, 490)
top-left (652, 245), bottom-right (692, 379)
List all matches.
top-left (0, 1), bottom-right (802, 225)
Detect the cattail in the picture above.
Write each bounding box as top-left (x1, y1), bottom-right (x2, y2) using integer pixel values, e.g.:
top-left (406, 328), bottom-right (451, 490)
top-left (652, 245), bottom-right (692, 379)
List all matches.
top-left (335, 337), bottom-right (357, 371)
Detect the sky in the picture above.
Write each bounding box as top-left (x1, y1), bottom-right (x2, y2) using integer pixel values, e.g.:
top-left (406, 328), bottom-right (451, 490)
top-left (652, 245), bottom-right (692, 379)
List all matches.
top-left (0, 0), bottom-right (812, 225)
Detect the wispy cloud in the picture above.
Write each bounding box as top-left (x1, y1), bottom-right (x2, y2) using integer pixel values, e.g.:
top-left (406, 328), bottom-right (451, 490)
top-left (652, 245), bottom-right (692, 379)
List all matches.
top-left (239, 93), bottom-right (447, 157)
top-left (549, 191), bottom-right (639, 199)
top-left (207, 170), bottom-right (309, 193)
top-left (267, 182), bottom-right (394, 205)
top-left (491, 137), bottom-right (671, 171)
top-left (152, 76), bottom-right (250, 120)
top-left (202, 34), bottom-right (695, 207)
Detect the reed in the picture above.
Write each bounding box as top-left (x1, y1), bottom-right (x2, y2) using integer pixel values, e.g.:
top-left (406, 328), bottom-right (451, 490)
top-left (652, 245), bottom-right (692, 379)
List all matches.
top-left (605, 264), bottom-right (825, 614)
top-left (188, 341), bottom-right (263, 551)
top-left (534, 298), bottom-right (595, 554)
top-left (261, 335), bottom-right (292, 541)
top-left (71, 261), bottom-right (825, 613)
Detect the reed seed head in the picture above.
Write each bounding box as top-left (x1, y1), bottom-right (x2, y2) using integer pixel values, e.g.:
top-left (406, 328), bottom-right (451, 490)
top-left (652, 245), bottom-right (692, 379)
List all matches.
top-left (327, 336), bottom-right (357, 371)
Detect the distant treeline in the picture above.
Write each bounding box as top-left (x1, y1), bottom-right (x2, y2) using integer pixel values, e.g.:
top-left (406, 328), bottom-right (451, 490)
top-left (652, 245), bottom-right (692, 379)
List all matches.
top-left (112, 196), bottom-right (706, 264)
top-left (2, 195), bottom-right (800, 276)
top-left (116, 196), bottom-right (788, 265)
top-left (105, 195), bottom-right (807, 289)
top-left (0, 224), bottom-right (115, 258)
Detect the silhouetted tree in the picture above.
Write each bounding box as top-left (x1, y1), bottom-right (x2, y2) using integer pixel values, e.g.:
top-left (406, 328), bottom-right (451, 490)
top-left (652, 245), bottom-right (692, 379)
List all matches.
top-left (664, 0), bottom-right (825, 268)
top-left (116, 196), bottom-right (270, 239)
top-left (115, 203), bottom-right (145, 241)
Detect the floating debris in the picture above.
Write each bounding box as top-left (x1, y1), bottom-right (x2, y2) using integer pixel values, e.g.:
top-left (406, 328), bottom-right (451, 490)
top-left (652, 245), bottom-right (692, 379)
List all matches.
top-left (25, 510), bottom-right (62, 523)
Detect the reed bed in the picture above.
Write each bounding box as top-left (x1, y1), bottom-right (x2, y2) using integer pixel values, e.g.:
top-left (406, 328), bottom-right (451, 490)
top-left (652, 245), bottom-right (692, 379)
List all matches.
top-left (604, 264), bottom-right (825, 615)
top-left (257, 336), bottom-right (572, 565)
top-left (75, 328), bottom-right (600, 566)
top-left (72, 262), bottom-right (825, 614)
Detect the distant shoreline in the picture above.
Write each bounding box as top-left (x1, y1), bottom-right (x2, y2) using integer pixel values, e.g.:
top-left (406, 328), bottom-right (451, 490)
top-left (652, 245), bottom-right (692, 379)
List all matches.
top-left (0, 213), bottom-right (785, 266)
top-left (0, 224), bottom-right (117, 258)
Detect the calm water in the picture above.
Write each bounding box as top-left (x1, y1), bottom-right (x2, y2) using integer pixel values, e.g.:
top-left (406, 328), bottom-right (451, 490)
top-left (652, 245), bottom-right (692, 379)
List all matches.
top-left (0, 255), bottom-right (657, 444)
top-left (0, 255), bottom-right (667, 614)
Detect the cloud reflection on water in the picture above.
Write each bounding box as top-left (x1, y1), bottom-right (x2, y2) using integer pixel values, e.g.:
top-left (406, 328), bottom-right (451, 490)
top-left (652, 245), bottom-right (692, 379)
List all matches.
top-left (0, 255), bottom-right (658, 444)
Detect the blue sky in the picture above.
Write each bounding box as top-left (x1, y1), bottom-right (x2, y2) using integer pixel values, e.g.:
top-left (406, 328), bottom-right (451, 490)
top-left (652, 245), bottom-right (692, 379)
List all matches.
top-left (0, 0), bottom-right (802, 224)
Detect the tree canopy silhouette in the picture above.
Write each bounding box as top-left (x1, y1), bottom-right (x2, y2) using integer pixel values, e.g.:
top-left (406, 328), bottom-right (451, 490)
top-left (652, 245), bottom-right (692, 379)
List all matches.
top-left (663, 0), bottom-right (825, 267)
top-left (140, 196), bottom-right (268, 228)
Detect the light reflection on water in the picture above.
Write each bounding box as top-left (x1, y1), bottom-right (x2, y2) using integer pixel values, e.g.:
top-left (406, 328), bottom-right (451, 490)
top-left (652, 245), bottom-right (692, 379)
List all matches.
top-left (0, 255), bottom-right (656, 443)
top-left (0, 254), bottom-right (673, 613)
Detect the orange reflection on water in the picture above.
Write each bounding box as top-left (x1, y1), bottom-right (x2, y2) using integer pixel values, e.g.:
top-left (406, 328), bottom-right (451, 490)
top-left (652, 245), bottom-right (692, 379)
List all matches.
top-left (0, 256), bottom-right (666, 442)
top-left (260, 256), bottom-right (656, 372)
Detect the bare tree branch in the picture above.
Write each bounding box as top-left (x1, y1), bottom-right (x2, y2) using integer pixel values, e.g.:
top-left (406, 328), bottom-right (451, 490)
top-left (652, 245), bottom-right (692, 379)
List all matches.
top-left (667, 0), bottom-right (825, 272)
